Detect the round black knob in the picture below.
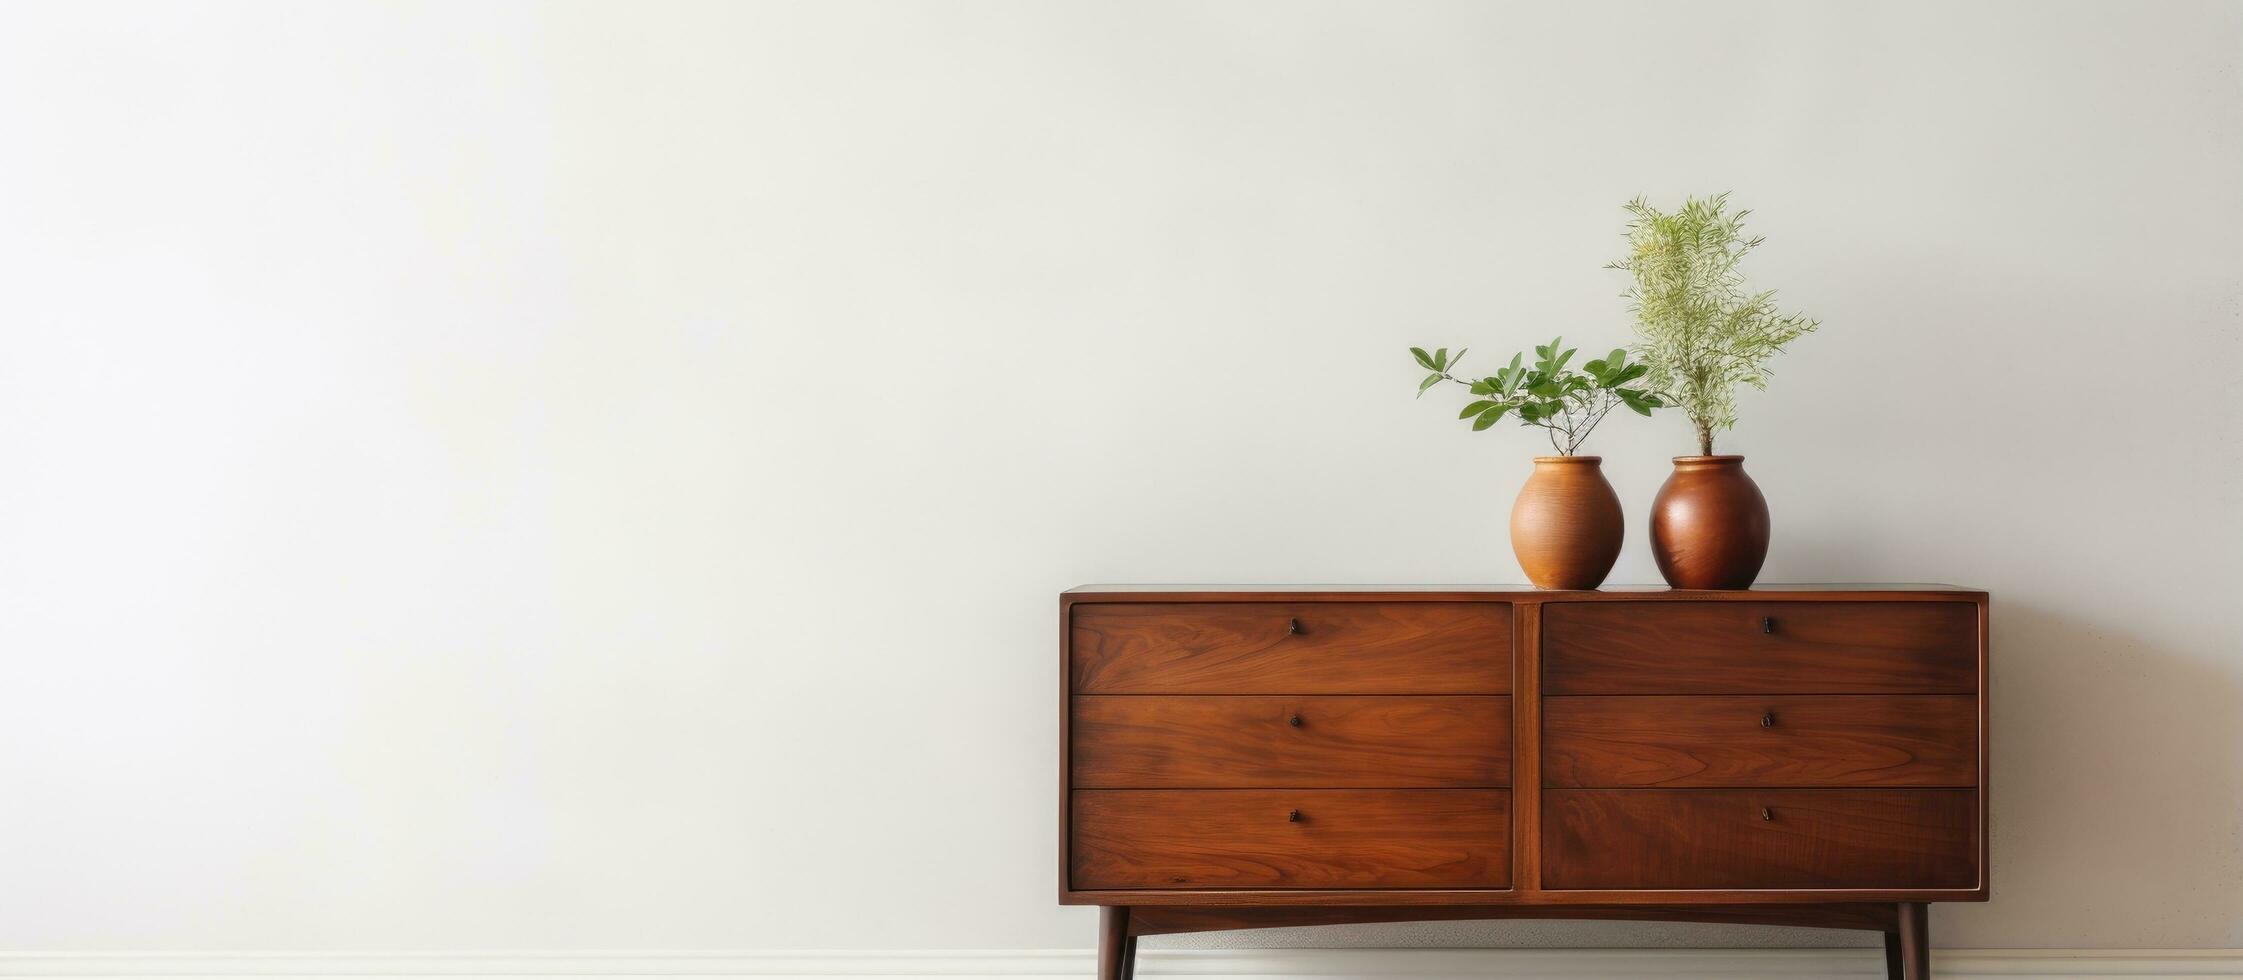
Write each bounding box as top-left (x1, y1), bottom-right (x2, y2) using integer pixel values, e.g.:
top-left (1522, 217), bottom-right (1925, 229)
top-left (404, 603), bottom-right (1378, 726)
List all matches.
top-left (1762, 616), bottom-right (1775, 634)
top-left (1286, 617), bottom-right (1301, 635)
top-left (1761, 712), bottom-right (1776, 728)
top-left (1288, 809), bottom-right (1302, 823)
top-left (1761, 807), bottom-right (1774, 821)
top-left (1288, 713), bottom-right (1303, 727)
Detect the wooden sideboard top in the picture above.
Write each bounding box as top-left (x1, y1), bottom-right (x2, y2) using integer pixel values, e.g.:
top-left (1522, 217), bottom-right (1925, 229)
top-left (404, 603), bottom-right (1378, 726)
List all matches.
top-left (1067, 583), bottom-right (1985, 598)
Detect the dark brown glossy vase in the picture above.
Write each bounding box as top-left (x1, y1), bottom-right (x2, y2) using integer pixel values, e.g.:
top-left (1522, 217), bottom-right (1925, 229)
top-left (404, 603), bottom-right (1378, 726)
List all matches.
top-left (1510, 456), bottom-right (1624, 590)
top-left (1650, 455), bottom-right (1771, 590)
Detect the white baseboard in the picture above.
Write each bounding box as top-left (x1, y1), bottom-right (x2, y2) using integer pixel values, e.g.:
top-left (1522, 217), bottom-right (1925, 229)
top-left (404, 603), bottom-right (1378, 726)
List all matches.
top-left (1, 949), bottom-right (2239, 979)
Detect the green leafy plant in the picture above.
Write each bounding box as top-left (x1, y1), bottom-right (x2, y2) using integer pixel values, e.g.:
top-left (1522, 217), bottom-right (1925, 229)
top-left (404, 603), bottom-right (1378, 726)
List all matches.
top-left (1410, 338), bottom-right (1662, 455)
top-left (1608, 193), bottom-right (1819, 456)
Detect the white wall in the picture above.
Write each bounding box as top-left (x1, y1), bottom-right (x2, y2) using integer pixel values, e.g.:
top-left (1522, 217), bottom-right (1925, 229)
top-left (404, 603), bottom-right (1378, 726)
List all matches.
top-left (1, 0), bottom-right (2237, 954)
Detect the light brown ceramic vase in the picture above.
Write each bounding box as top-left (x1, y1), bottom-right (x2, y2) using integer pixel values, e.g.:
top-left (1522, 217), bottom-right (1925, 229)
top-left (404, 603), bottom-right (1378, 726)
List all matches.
top-left (1649, 455), bottom-right (1771, 590)
top-left (1509, 456), bottom-right (1625, 590)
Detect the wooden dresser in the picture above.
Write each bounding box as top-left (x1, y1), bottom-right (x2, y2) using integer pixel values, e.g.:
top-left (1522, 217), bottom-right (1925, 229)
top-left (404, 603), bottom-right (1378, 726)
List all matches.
top-left (1060, 585), bottom-right (1987, 980)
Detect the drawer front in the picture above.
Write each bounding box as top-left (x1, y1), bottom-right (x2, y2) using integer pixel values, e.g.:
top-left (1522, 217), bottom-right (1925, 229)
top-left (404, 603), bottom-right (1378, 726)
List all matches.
top-left (1543, 696), bottom-right (1976, 788)
top-left (1071, 602), bottom-right (1511, 694)
top-left (1544, 601), bottom-right (1977, 694)
top-left (1543, 789), bottom-right (1976, 890)
top-left (1073, 696), bottom-right (1510, 788)
top-left (1072, 789), bottom-right (1510, 889)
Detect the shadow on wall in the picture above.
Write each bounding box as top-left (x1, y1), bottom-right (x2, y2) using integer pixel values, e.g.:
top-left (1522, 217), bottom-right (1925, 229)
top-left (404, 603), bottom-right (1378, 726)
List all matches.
top-left (1155, 592), bottom-right (2243, 950)
top-left (1941, 597), bottom-right (2242, 948)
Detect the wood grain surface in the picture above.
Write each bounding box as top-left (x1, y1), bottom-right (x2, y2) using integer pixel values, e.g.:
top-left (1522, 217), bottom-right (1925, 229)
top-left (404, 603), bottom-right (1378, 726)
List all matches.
top-left (1542, 696), bottom-right (1976, 788)
top-left (1072, 789), bottom-right (1510, 889)
top-left (1071, 602), bottom-right (1510, 694)
top-left (1072, 696), bottom-right (1509, 788)
top-left (1544, 601), bottom-right (1977, 694)
top-left (1508, 456), bottom-right (1625, 590)
top-left (1648, 455), bottom-right (1771, 590)
top-left (1542, 789), bottom-right (1976, 890)
top-left (1058, 587), bottom-right (1990, 925)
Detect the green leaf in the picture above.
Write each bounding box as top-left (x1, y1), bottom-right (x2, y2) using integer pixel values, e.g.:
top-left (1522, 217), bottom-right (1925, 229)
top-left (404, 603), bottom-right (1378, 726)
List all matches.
top-left (1458, 399), bottom-right (1497, 420)
top-left (1614, 363), bottom-right (1649, 384)
top-left (1617, 387), bottom-right (1661, 416)
top-left (1416, 372), bottom-right (1441, 397)
top-left (1553, 347), bottom-right (1576, 372)
top-left (1434, 347), bottom-right (1449, 371)
top-left (1469, 380), bottom-right (1493, 395)
top-left (1410, 347), bottom-right (1435, 370)
top-left (1528, 381), bottom-right (1559, 399)
top-left (1471, 404), bottom-right (1510, 430)
top-left (1516, 401), bottom-right (1542, 422)
top-left (1588, 349), bottom-right (1626, 385)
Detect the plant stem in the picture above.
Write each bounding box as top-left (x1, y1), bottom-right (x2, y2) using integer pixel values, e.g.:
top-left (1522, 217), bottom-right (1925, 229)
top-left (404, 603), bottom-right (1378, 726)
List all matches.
top-left (1432, 367), bottom-right (1637, 457)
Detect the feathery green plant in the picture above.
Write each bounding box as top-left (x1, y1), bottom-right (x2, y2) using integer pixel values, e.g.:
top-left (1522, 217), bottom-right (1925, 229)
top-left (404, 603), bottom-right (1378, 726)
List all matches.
top-left (1608, 194), bottom-right (1819, 456)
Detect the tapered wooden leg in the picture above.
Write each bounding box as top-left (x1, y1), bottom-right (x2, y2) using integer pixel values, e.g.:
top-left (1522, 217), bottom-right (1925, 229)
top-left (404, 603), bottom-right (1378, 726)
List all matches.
top-left (1098, 907), bottom-right (1130, 980)
top-left (1883, 929), bottom-right (1904, 979)
top-left (1897, 902), bottom-right (1930, 980)
top-left (1120, 936), bottom-right (1138, 980)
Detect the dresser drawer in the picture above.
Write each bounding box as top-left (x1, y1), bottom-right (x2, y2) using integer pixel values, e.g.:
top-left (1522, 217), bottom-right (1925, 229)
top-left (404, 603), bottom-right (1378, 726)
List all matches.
top-left (1543, 789), bottom-right (1976, 890)
top-left (1071, 602), bottom-right (1510, 694)
top-left (1543, 696), bottom-right (1976, 788)
top-left (1072, 789), bottom-right (1510, 889)
top-left (1544, 602), bottom-right (1977, 694)
top-left (1073, 696), bottom-right (1510, 788)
